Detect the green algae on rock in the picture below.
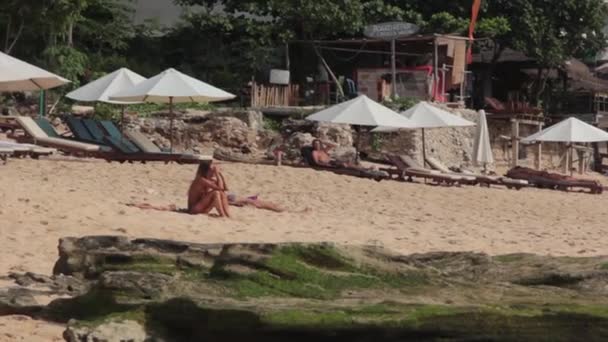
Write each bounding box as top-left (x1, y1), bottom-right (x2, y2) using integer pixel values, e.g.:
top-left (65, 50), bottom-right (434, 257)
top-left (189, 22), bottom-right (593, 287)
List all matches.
top-left (1, 236), bottom-right (608, 341)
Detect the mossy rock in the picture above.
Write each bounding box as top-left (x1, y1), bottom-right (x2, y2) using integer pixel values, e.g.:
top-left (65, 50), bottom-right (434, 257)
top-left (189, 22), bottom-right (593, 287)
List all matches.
top-left (6, 236), bottom-right (608, 341)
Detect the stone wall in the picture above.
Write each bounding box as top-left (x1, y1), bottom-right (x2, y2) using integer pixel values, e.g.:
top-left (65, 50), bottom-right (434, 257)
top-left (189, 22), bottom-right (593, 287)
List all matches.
top-left (126, 109), bottom-right (267, 154)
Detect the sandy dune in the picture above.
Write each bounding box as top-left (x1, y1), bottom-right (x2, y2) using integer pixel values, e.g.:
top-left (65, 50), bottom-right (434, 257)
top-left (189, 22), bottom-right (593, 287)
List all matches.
top-left (1, 157), bottom-right (607, 340)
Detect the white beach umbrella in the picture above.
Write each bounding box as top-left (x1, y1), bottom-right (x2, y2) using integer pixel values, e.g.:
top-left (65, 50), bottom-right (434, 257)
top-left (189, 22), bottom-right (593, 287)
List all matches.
top-left (522, 117), bottom-right (608, 143)
top-left (372, 101), bottom-right (475, 165)
top-left (305, 95), bottom-right (415, 158)
top-left (110, 68), bottom-right (236, 151)
top-left (66, 68), bottom-right (147, 131)
top-left (522, 117), bottom-right (608, 175)
top-left (0, 51), bottom-right (69, 91)
top-left (305, 95), bottom-right (415, 128)
top-left (472, 110), bottom-right (494, 168)
top-left (66, 68), bottom-right (146, 104)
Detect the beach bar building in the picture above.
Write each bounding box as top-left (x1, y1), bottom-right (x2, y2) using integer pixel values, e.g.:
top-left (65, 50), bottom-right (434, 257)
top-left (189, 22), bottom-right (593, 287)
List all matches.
top-left (250, 34), bottom-right (472, 109)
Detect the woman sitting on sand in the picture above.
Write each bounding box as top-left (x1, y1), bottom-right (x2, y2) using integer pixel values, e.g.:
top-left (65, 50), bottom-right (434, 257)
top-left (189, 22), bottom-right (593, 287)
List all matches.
top-left (187, 160), bottom-right (230, 217)
top-left (128, 160), bottom-right (288, 215)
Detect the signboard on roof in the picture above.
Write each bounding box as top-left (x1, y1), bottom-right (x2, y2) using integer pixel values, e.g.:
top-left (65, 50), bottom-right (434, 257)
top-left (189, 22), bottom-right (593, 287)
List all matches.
top-left (364, 22), bottom-right (420, 40)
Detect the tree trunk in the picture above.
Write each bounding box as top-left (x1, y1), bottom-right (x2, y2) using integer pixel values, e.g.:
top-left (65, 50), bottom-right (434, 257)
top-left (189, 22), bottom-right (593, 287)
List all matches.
top-left (532, 67), bottom-right (550, 107)
top-left (67, 21), bottom-right (74, 46)
top-left (4, 15), bottom-right (11, 52)
top-left (5, 18), bottom-right (24, 54)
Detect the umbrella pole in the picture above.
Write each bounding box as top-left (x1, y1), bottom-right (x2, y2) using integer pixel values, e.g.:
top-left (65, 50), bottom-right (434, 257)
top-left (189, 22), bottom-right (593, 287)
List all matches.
top-left (169, 97), bottom-right (174, 153)
top-left (120, 105), bottom-right (126, 133)
top-left (354, 126), bottom-right (361, 163)
top-left (569, 145), bottom-right (574, 176)
top-left (421, 128), bottom-right (427, 167)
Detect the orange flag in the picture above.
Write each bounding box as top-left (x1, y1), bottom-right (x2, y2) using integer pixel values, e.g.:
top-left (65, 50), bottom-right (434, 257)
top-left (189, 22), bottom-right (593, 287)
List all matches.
top-left (467, 0), bottom-right (482, 64)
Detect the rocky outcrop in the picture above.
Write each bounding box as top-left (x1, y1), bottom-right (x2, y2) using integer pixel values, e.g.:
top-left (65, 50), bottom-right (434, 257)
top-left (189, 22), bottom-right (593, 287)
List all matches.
top-left (2, 236), bottom-right (608, 341)
top-left (64, 320), bottom-right (146, 342)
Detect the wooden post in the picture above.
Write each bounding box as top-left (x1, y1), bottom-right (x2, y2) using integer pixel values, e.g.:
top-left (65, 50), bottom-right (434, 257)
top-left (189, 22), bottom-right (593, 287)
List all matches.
top-left (535, 122), bottom-right (542, 170)
top-left (563, 144), bottom-right (570, 174)
top-left (511, 119), bottom-right (519, 168)
top-left (391, 39), bottom-right (397, 98)
top-left (433, 37), bottom-right (439, 101)
top-left (285, 43), bottom-right (290, 70)
top-left (578, 147), bottom-right (584, 175)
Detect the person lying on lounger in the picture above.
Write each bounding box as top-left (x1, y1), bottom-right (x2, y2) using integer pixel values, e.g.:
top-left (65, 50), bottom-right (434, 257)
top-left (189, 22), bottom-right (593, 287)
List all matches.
top-left (310, 139), bottom-right (353, 167)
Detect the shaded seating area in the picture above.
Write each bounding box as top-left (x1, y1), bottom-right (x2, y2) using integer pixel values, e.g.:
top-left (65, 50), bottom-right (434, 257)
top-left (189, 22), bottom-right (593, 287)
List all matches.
top-left (63, 116), bottom-right (205, 164)
top-left (16, 116), bottom-right (104, 156)
top-left (425, 156), bottom-right (528, 190)
top-left (506, 166), bottom-right (603, 194)
top-left (13, 116), bottom-right (206, 164)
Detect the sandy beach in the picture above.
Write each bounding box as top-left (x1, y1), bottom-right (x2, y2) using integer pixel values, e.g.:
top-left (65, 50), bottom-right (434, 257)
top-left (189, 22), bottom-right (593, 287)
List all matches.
top-left (1, 157), bottom-right (608, 340)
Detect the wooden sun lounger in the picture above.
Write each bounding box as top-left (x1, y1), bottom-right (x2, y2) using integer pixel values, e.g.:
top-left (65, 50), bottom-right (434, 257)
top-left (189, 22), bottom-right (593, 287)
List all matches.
top-left (506, 166), bottom-right (603, 194)
top-left (425, 156), bottom-right (528, 190)
top-left (382, 154), bottom-right (463, 186)
top-left (94, 119), bottom-right (206, 164)
top-left (0, 141), bottom-right (55, 159)
top-left (125, 130), bottom-right (171, 153)
top-left (15, 116), bottom-right (105, 156)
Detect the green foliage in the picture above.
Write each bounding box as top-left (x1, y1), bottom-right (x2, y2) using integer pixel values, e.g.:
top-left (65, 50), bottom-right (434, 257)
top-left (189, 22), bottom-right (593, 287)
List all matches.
top-left (93, 103), bottom-right (119, 121)
top-left (476, 17), bottom-right (511, 38)
top-left (383, 97), bottom-right (419, 112)
top-left (425, 12), bottom-right (469, 35)
top-left (42, 45), bottom-right (88, 89)
top-left (262, 117), bottom-right (282, 132)
top-left (370, 133), bottom-right (384, 152)
top-left (127, 102), bottom-right (215, 117)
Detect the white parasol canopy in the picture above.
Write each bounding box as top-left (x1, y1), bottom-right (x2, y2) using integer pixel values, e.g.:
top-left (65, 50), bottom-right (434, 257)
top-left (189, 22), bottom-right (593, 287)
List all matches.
top-left (305, 95), bottom-right (415, 128)
top-left (66, 68), bottom-right (146, 104)
top-left (109, 68), bottom-right (236, 151)
top-left (522, 117), bottom-right (608, 143)
top-left (372, 101), bottom-right (474, 132)
top-left (0, 51), bottom-right (69, 91)
top-left (109, 68), bottom-right (235, 103)
top-left (472, 110), bottom-right (494, 166)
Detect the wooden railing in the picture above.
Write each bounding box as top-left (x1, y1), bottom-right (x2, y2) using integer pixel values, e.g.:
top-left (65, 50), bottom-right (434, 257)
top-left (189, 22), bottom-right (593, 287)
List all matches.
top-left (251, 82), bottom-right (299, 108)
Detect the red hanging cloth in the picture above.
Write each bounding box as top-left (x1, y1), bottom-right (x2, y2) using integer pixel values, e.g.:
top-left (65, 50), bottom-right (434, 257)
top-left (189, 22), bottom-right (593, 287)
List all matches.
top-left (467, 0), bottom-right (482, 64)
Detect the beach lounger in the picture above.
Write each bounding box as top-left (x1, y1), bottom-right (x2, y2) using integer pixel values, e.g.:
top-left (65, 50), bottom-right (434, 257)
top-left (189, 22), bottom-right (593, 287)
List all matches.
top-left (0, 141), bottom-right (55, 159)
top-left (15, 116), bottom-right (104, 156)
top-left (93, 119), bottom-right (205, 164)
top-left (98, 120), bottom-right (141, 152)
top-left (124, 130), bottom-right (170, 153)
top-left (425, 156), bottom-right (528, 190)
top-left (382, 154), bottom-right (463, 186)
top-left (506, 166), bottom-right (603, 194)
top-left (300, 146), bottom-right (388, 181)
top-left (0, 147), bottom-right (13, 164)
top-left (65, 117), bottom-right (109, 146)
top-left (69, 117), bottom-right (136, 155)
